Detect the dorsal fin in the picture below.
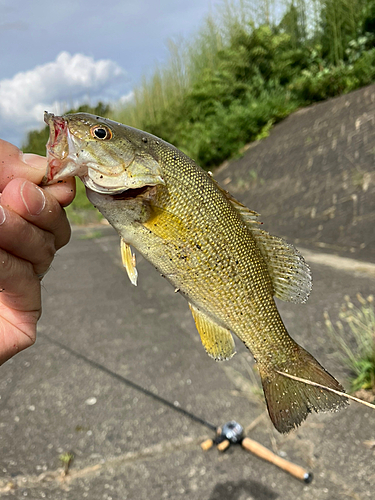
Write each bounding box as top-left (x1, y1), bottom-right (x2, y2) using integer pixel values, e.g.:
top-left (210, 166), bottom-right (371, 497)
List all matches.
top-left (247, 229), bottom-right (312, 303)
top-left (212, 177), bottom-right (312, 303)
top-left (189, 303), bottom-right (236, 361)
top-left (210, 176), bottom-right (260, 224)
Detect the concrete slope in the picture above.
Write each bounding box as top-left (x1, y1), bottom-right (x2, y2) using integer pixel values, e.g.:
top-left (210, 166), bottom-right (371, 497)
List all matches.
top-left (216, 84), bottom-right (375, 262)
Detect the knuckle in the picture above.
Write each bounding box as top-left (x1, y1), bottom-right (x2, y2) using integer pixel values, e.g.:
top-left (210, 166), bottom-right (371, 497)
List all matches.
top-left (54, 212), bottom-right (71, 250)
top-left (33, 233), bottom-right (56, 276)
top-left (0, 249), bottom-right (34, 283)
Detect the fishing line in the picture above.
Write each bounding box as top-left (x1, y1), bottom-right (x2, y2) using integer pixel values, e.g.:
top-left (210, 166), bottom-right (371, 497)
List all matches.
top-left (39, 334), bottom-right (315, 483)
top-left (277, 371), bottom-right (375, 410)
top-left (40, 333), bottom-right (217, 432)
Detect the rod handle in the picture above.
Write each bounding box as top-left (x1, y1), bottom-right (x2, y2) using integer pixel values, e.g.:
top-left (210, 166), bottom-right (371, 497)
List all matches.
top-left (217, 439), bottom-right (231, 452)
top-left (200, 439), bottom-right (214, 451)
top-left (241, 437), bottom-right (313, 483)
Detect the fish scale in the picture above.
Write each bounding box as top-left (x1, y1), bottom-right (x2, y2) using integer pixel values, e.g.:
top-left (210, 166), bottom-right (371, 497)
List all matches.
top-left (144, 169), bottom-right (272, 340)
top-left (43, 112), bottom-right (348, 433)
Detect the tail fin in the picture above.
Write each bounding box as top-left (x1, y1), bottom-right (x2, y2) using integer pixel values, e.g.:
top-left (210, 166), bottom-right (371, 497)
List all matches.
top-left (258, 346), bottom-right (348, 433)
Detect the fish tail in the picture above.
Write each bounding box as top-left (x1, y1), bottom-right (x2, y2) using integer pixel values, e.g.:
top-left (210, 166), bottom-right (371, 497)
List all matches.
top-left (258, 346), bottom-right (348, 433)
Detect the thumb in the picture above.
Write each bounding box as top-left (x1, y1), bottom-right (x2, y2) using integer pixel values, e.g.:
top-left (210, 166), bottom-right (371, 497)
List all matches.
top-left (22, 153), bottom-right (47, 172)
top-left (0, 139), bottom-right (47, 190)
top-left (20, 153), bottom-right (47, 184)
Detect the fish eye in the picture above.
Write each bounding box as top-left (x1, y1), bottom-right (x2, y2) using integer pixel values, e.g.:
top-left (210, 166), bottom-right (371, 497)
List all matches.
top-left (90, 125), bottom-right (112, 140)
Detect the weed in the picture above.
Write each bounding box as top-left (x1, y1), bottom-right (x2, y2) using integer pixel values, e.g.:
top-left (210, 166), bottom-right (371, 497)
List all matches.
top-left (255, 120), bottom-right (274, 141)
top-left (324, 293), bottom-right (375, 393)
top-left (59, 451), bottom-right (74, 476)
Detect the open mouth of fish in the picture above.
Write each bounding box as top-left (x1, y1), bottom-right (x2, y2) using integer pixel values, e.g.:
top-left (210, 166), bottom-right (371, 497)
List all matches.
top-left (43, 112), bottom-right (159, 199)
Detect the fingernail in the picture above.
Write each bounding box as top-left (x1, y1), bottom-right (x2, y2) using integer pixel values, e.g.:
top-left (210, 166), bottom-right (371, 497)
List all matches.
top-left (21, 153), bottom-right (47, 171)
top-left (0, 206), bottom-right (5, 226)
top-left (21, 180), bottom-right (46, 215)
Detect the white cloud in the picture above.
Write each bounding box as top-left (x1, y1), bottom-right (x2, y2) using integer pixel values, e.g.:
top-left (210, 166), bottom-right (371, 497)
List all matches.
top-left (118, 91), bottom-right (134, 104)
top-left (0, 52), bottom-right (129, 146)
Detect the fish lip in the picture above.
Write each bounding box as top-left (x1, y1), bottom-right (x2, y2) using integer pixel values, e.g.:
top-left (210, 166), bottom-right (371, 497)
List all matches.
top-left (82, 173), bottom-right (160, 198)
top-left (44, 112), bottom-right (67, 156)
top-left (43, 111), bottom-right (86, 184)
top-left (43, 112), bottom-right (69, 183)
top-left (81, 174), bottom-right (130, 195)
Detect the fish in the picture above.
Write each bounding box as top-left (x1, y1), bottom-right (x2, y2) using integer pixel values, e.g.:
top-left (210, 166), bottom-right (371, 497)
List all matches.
top-left (42, 112), bottom-right (347, 433)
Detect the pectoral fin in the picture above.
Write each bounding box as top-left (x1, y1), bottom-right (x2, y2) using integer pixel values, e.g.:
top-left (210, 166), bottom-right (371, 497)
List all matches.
top-left (121, 238), bottom-right (138, 286)
top-left (189, 304), bottom-right (236, 361)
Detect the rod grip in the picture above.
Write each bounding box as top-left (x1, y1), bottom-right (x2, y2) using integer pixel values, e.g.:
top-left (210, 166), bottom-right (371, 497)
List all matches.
top-left (217, 439), bottom-right (231, 452)
top-left (200, 439), bottom-right (214, 451)
top-left (241, 437), bottom-right (313, 483)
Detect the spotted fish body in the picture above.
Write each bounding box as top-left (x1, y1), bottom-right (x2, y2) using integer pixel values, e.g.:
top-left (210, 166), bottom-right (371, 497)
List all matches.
top-left (44, 112), bottom-right (347, 432)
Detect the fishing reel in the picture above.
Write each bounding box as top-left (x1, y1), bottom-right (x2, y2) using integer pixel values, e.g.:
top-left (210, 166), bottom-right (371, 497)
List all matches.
top-left (201, 420), bottom-right (313, 484)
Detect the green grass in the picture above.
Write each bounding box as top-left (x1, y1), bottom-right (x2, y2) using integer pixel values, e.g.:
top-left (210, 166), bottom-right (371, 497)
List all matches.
top-left (65, 180), bottom-right (102, 226)
top-left (325, 294), bottom-right (375, 393)
top-left (78, 230), bottom-right (104, 240)
top-left (59, 451), bottom-right (74, 476)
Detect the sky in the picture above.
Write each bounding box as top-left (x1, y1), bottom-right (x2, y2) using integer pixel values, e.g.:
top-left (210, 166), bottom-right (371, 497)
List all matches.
top-left (0, 0), bottom-right (219, 147)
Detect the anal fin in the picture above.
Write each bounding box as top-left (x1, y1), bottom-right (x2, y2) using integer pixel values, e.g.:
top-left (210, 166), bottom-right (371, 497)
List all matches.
top-left (189, 304), bottom-right (236, 361)
top-left (121, 238), bottom-right (138, 286)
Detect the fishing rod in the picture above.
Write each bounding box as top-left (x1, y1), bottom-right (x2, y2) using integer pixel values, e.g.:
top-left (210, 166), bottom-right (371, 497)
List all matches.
top-left (41, 333), bottom-right (313, 483)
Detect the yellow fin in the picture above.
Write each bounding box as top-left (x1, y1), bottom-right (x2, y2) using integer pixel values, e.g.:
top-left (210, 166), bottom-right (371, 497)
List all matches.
top-left (121, 238), bottom-right (138, 286)
top-left (212, 177), bottom-right (312, 304)
top-left (189, 304), bottom-right (236, 361)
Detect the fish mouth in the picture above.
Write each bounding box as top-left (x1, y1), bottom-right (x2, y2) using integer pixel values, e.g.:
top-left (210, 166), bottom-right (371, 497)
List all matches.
top-left (43, 112), bottom-right (163, 201)
top-left (81, 174), bottom-right (155, 199)
top-left (86, 184), bottom-right (157, 208)
top-left (45, 113), bottom-right (67, 150)
top-left (110, 185), bottom-right (153, 199)
top-left (44, 112), bottom-right (66, 181)
top-left (86, 184), bottom-right (156, 202)
top-left (43, 112), bottom-right (85, 183)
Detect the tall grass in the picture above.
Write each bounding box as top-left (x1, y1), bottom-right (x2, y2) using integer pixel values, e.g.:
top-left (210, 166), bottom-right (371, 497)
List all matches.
top-left (112, 12), bottom-right (226, 130)
top-left (21, 0), bottom-right (375, 222)
top-left (325, 294), bottom-right (375, 393)
top-left (110, 0), bottom-right (375, 168)
top-left (320, 0), bottom-right (369, 64)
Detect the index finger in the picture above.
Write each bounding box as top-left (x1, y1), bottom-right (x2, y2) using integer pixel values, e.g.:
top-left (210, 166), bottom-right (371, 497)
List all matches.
top-left (0, 139), bottom-right (46, 189)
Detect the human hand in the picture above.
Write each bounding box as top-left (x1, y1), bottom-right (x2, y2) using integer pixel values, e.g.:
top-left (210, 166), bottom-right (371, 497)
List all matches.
top-left (0, 139), bottom-right (75, 365)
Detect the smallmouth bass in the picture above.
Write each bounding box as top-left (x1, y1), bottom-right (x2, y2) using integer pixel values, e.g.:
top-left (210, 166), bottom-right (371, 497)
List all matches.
top-left (43, 112), bottom-right (347, 433)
